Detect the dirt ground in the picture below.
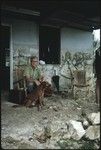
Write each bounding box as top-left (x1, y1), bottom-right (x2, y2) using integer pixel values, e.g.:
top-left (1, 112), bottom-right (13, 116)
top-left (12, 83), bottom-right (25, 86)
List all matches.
top-left (1, 91), bottom-right (99, 149)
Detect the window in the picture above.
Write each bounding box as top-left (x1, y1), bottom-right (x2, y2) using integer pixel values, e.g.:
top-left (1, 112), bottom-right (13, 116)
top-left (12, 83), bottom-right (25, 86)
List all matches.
top-left (39, 25), bottom-right (60, 64)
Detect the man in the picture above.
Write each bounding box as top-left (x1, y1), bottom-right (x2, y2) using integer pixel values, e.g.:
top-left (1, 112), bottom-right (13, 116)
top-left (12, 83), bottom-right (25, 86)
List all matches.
top-left (24, 56), bottom-right (43, 93)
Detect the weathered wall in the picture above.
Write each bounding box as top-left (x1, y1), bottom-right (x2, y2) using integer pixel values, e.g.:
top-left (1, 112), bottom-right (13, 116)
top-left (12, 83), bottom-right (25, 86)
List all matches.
top-left (12, 19), bottom-right (39, 57)
top-left (59, 27), bottom-right (94, 94)
top-left (2, 18), bottom-right (95, 98)
top-left (12, 20), bottom-right (39, 82)
top-left (61, 27), bottom-right (93, 52)
top-left (1, 17), bottom-right (39, 87)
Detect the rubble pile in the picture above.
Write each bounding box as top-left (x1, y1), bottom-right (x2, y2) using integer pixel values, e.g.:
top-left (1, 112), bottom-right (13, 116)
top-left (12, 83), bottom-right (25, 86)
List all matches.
top-left (1, 94), bottom-right (100, 149)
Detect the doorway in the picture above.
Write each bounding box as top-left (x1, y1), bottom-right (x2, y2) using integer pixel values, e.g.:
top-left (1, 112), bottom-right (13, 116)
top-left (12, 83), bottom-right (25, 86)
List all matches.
top-left (1, 25), bottom-right (10, 91)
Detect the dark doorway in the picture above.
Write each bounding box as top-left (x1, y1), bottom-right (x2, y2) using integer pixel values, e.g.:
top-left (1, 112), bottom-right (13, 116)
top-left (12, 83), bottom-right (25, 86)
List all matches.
top-left (39, 26), bottom-right (60, 64)
top-left (1, 25), bottom-right (10, 91)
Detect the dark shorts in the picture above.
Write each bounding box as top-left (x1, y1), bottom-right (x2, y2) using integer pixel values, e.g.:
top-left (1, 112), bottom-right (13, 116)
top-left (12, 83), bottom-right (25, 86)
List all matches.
top-left (27, 82), bottom-right (37, 93)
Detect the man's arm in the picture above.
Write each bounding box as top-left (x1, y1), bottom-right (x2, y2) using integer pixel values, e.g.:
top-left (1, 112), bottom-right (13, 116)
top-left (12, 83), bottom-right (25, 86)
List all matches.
top-left (37, 68), bottom-right (44, 83)
top-left (23, 66), bottom-right (33, 83)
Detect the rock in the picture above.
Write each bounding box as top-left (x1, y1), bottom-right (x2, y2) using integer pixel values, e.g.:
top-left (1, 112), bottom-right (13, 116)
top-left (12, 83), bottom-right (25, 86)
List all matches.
top-left (49, 106), bottom-right (53, 109)
top-left (57, 139), bottom-right (80, 149)
top-left (67, 120), bottom-right (86, 140)
top-left (87, 112), bottom-right (100, 125)
top-left (42, 116), bottom-right (47, 120)
top-left (44, 123), bottom-right (51, 139)
top-left (18, 142), bottom-right (35, 149)
top-left (49, 119), bottom-right (68, 141)
top-left (51, 120), bottom-right (67, 134)
top-left (28, 137), bottom-right (34, 141)
top-left (36, 133), bottom-right (47, 143)
top-left (2, 136), bottom-right (21, 144)
top-left (85, 125), bottom-right (100, 140)
top-left (77, 107), bottom-right (81, 110)
top-left (82, 118), bottom-right (89, 128)
top-left (62, 133), bottom-right (71, 139)
top-left (36, 121), bottom-right (51, 143)
top-left (53, 106), bottom-right (58, 111)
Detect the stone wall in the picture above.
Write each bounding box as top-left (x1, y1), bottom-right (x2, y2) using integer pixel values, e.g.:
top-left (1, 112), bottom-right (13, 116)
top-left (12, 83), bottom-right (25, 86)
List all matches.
top-left (13, 48), bottom-right (95, 99)
top-left (1, 17), bottom-right (95, 97)
top-left (11, 22), bottom-right (95, 98)
top-left (12, 19), bottom-right (39, 83)
top-left (39, 50), bottom-right (95, 99)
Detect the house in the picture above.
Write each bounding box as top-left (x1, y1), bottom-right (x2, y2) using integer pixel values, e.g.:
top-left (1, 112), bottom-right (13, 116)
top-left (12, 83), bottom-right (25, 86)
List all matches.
top-left (1, 0), bottom-right (100, 99)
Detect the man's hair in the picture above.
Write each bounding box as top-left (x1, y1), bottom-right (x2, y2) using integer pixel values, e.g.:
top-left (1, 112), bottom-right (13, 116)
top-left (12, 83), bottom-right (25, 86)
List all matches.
top-left (30, 56), bottom-right (38, 63)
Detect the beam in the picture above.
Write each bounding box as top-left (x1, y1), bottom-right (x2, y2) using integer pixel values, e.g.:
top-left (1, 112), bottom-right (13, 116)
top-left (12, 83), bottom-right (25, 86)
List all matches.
top-left (45, 19), bottom-right (94, 31)
top-left (40, 6), bottom-right (100, 29)
top-left (1, 5), bottom-right (40, 16)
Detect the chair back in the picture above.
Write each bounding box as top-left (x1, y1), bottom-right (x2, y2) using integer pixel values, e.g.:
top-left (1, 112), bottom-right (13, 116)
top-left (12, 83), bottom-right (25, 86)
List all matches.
top-left (73, 70), bottom-right (86, 86)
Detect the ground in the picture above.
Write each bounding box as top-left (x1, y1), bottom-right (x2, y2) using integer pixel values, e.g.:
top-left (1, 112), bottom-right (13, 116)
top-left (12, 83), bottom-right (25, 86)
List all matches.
top-left (1, 91), bottom-right (99, 149)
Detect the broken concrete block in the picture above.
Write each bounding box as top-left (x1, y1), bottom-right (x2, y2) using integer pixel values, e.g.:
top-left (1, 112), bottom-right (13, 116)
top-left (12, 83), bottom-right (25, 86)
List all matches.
top-left (62, 133), bottom-right (71, 140)
top-left (85, 125), bottom-right (100, 140)
top-left (87, 112), bottom-right (100, 125)
top-left (82, 118), bottom-right (89, 127)
top-left (68, 120), bottom-right (86, 140)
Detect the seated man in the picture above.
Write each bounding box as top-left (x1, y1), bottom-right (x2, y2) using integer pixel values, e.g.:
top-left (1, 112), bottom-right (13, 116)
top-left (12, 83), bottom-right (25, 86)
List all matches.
top-left (24, 56), bottom-right (43, 93)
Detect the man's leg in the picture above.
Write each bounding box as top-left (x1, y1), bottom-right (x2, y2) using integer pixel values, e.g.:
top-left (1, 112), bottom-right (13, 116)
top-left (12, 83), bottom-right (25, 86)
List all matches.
top-left (27, 84), bottom-right (33, 93)
top-left (27, 82), bottom-right (37, 94)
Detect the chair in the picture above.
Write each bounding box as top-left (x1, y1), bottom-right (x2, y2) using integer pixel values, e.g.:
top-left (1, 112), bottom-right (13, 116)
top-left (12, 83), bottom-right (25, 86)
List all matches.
top-left (72, 70), bottom-right (90, 99)
top-left (11, 68), bottom-right (27, 104)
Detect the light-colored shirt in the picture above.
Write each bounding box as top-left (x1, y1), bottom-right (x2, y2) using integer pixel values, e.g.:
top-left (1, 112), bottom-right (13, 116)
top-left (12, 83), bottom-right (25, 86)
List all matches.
top-left (23, 65), bottom-right (41, 80)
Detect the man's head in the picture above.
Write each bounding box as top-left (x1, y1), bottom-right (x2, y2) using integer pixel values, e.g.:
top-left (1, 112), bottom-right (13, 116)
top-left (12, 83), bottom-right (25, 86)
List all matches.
top-left (30, 56), bottom-right (38, 68)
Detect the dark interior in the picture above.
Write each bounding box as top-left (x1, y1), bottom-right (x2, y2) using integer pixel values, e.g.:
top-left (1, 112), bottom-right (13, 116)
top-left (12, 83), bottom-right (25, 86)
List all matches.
top-left (1, 25), bottom-right (10, 91)
top-left (39, 25), bottom-right (60, 64)
top-left (1, 1), bottom-right (100, 31)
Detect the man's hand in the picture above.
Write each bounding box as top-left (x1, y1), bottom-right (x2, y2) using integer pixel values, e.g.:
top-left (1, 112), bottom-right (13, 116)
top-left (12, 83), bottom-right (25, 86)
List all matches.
top-left (26, 76), bottom-right (41, 86)
top-left (28, 77), bottom-right (33, 82)
top-left (34, 80), bottom-right (41, 86)
top-left (39, 76), bottom-right (44, 83)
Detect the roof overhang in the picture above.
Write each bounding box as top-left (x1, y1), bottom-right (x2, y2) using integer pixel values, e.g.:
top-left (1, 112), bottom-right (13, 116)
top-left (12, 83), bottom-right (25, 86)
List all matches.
top-left (1, 0), bottom-right (100, 31)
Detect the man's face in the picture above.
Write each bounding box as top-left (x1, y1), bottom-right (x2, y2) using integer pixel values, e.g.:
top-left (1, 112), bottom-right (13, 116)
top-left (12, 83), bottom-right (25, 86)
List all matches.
top-left (31, 58), bottom-right (38, 68)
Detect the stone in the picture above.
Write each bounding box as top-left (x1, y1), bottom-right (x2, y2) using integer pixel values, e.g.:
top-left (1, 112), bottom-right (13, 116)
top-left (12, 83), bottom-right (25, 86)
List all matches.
top-left (62, 133), bottom-right (71, 139)
top-left (85, 125), bottom-right (100, 140)
top-left (18, 142), bottom-right (35, 149)
top-left (51, 120), bottom-right (67, 134)
top-left (82, 118), bottom-right (89, 127)
top-left (87, 112), bottom-right (100, 125)
top-left (53, 106), bottom-right (58, 111)
top-left (67, 120), bottom-right (86, 140)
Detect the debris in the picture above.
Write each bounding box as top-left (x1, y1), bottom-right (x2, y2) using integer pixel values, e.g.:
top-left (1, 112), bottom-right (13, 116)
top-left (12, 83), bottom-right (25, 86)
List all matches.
top-left (82, 119), bottom-right (89, 130)
top-left (67, 120), bottom-right (86, 140)
top-left (87, 112), bottom-right (100, 125)
top-left (85, 125), bottom-right (100, 140)
top-left (36, 122), bottom-right (51, 143)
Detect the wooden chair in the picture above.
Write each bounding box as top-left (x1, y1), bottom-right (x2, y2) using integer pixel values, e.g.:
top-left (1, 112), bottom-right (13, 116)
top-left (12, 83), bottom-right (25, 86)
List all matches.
top-left (11, 68), bottom-right (27, 104)
top-left (73, 70), bottom-right (90, 99)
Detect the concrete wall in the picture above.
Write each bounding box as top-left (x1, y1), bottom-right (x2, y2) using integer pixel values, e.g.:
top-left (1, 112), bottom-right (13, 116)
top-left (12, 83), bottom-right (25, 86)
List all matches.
top-left (61, 27), bottom-right (93, 53)
top-left (12, 20), bottom-right (39, 68)
top-left (2, 18), bottom-right (95, 98)
top-left (12, 19), bottom-right (39, 55)
top-left (59, 27), bottom-right (94, 92)
top-left (1, 18), bottom-right (39, 88)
